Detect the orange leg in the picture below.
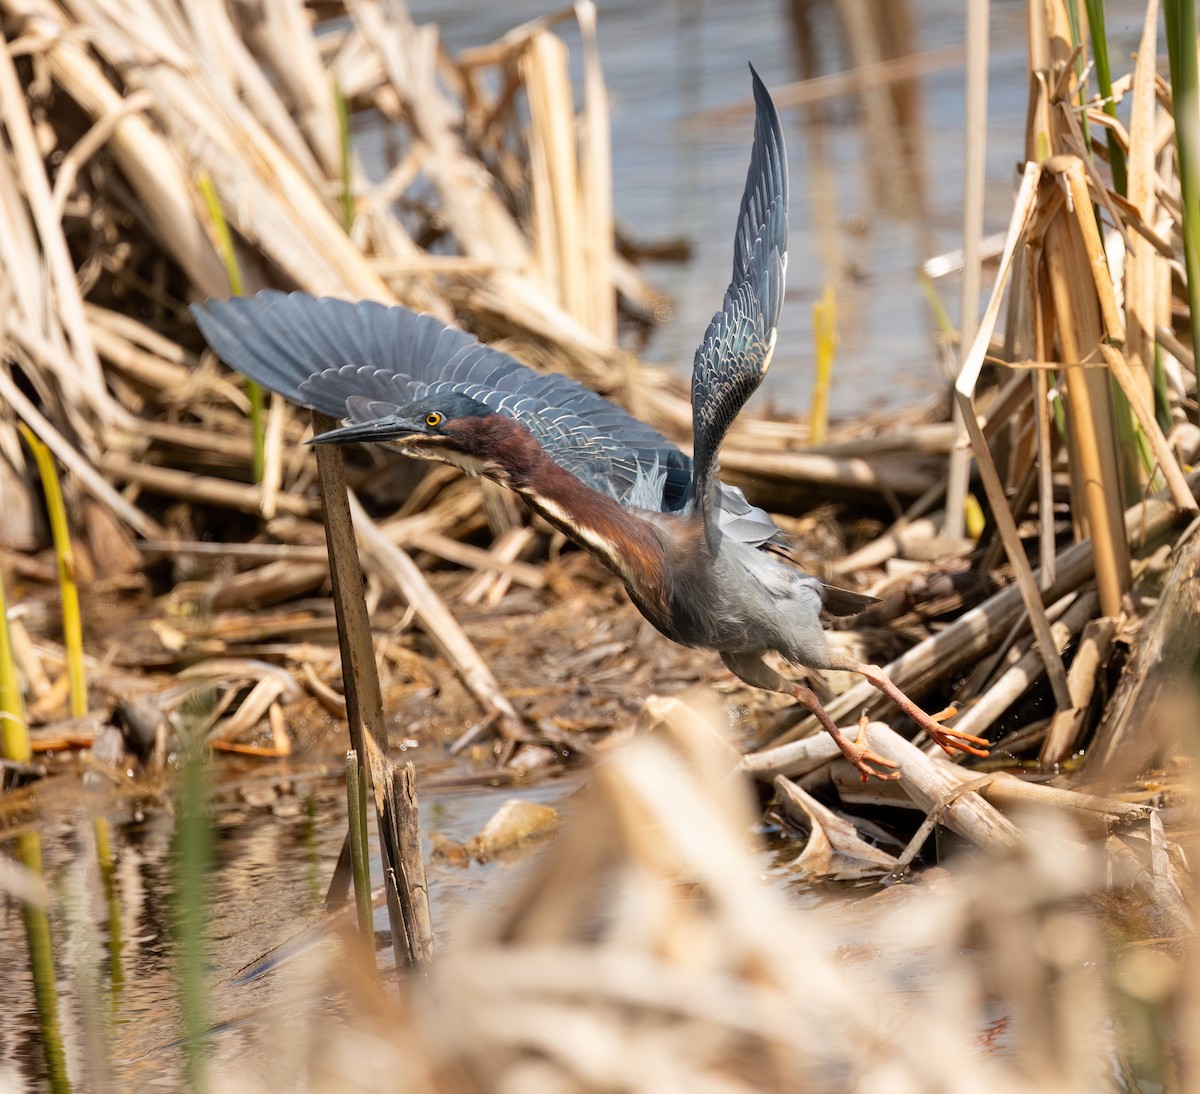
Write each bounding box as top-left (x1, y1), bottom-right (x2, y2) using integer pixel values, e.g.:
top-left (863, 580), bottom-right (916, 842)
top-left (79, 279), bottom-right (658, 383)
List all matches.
top-left (853, 663), bottom-right (990, 758)
top-left (791, 684), bottom-right (901, 782)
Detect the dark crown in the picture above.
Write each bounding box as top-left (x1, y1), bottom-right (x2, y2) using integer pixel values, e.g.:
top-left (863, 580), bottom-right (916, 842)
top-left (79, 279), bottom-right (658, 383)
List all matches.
top-left (401, 392), bottom-right (492, 423)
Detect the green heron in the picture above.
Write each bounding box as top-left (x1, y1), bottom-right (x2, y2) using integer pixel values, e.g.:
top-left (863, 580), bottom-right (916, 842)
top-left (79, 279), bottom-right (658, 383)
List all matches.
top-left (192, 67), bottom-right (987, 780)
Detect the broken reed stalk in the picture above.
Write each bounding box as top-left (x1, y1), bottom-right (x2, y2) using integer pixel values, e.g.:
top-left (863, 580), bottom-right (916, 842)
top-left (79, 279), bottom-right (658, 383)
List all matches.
top-left (383, 760), bottom-right (433, 967)
top-left (1040, 614), bottom-right (1117, 766)
top-left (1081, 520), bottom-right (1200, 783)
top-left (312, 410), bottom-right (433, 971)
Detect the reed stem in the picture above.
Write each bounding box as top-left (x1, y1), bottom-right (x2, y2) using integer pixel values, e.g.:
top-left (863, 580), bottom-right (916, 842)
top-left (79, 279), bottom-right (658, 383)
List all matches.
top-left (18, 424), bottom-right (86, 719)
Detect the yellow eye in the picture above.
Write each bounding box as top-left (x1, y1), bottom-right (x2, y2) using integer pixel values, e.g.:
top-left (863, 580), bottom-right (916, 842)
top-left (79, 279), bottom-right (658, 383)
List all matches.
top-left (425, 411), bottom-right (443, 428)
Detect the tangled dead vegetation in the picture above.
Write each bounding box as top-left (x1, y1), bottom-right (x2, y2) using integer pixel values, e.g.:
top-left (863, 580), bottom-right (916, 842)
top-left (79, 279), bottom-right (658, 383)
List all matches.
top-left (1, 0), bottom-right (1200, 1086)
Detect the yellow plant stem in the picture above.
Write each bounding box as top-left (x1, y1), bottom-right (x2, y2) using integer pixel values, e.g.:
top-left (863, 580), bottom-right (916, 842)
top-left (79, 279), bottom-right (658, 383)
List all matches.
top-left (16, 831), bottom-right (70, 1092)
top-left (335, 79), bottom-right (355, 232)
top-left (19, 424), bottom-right (86, 719)
top-left (810, 286), bottom-right (836, 445)
top-left (198, 171), bottom-right (264, 481)
top-left (0, 568), bottom-right (31, 762)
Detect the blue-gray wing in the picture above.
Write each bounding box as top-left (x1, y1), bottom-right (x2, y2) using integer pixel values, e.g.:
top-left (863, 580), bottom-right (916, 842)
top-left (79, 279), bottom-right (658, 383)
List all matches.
top-left (689, 65), bottom-right (787, 514)
top-left (190, 292), bottom-right (876, 608)
top-left (191, 291), bottom-right (694, 509)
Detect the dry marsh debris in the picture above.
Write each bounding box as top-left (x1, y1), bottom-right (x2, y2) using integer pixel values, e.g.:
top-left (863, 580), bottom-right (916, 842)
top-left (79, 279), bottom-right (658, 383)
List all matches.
top-left (0, 0), bottom-right (1199, 1087)
top-left (211, 707), bottom-right (1193, 1092)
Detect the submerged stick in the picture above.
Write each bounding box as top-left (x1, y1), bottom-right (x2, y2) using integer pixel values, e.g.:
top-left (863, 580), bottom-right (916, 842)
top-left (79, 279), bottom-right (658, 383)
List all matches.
top-left (384, 761), bottom-right (434, 967)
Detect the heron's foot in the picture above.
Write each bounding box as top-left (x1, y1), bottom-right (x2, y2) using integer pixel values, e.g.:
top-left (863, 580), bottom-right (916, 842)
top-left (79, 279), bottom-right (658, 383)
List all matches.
top-left (790, 685), bottom-right (901, 782)
top-left (921, 703), bottom-right (990, 757)
top-left (832, 714), bottom-right (902, 783)
top-left (924, 719), bottom-right (990, 759)
top-left (852, 663), bottom-right (990, 759)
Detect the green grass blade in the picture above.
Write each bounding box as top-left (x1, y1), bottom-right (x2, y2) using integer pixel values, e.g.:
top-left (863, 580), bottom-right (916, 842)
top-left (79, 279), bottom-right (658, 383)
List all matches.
top-left (19, 424), bottom-right (86, 719)
top-left (345, 749), bottom-right (374, 941)
top-left (335, 80), bottom-right (355, 232)
top-left (1064, 0), bottom-right (1094, 156)
top-left (0, 567), bottom-right (31, 764)
top-left (172, 713), bottom-right (213, 1089)
top-left (197, 172), bottom-right (264, 481)
top-left (1084, 0), bottom-right (1128, 194)
top-left (1164, 0), bottom-right (1200, 406)
top-left (16, 831), bottom-right (71, 1092)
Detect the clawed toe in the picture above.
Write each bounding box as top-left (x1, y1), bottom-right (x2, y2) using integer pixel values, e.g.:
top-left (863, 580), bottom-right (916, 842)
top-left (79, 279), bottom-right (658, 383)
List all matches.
top-left (926, 721), bottom-right (990, 758)
top-left (841, 714), bottom-right (901, 782)
top-left (845, 746), bottom-right (902, 782)
top-left (852, 663), bottom-right (991, 760)
top-left (788, 683), bottom-right (905, 781)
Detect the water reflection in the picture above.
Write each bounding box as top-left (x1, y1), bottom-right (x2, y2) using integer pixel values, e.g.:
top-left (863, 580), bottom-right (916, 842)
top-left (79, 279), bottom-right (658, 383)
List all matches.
top-left (0, 764), bottom-right (571, 1088)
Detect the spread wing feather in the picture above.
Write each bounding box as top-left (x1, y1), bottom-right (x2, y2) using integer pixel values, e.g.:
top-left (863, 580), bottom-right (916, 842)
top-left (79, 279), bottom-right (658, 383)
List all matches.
top-left (192, 291), bottom-right (695, 511)
top-left (688, 64), bottom-right (788, 517)
top-left (187, 75), bottom-right (876, 614)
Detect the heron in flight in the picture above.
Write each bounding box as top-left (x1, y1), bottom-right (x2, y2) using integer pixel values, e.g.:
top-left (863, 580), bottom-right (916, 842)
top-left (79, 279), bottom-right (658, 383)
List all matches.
top-left (193, 67), bottom-right (987, 779)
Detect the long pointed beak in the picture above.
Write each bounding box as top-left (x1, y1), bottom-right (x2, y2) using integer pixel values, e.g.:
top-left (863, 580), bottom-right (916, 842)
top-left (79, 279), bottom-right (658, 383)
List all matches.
top-left (307, 416), bottom-right (429, 446)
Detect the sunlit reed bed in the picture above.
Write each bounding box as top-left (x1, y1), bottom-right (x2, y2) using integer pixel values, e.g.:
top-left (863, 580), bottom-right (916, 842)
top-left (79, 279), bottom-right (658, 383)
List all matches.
top-left (0, 0), bottom-right (1198, 1089)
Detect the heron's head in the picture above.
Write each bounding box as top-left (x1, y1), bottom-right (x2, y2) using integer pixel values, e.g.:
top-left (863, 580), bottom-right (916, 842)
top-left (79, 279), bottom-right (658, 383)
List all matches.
top-left (310, 392), bottom-right (539, 481)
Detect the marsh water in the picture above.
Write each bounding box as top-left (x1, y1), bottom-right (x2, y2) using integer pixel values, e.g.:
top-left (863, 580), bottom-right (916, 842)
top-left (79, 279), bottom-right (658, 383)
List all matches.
top-left (3, 752), bottom-right (575, 1088)
top-left (409, 0), bottom-right (1150, 417)
top-left (2, 0), bottom-right (1157, 1087)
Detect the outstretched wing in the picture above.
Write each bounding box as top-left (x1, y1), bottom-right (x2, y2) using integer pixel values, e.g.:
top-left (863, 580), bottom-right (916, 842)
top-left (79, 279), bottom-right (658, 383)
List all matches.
top-left (191, 291), bottom-right (694, 509)
top-left (191, 292), bottom-right (874, 613)
top-left (689, 64), bottom-right (788, 517)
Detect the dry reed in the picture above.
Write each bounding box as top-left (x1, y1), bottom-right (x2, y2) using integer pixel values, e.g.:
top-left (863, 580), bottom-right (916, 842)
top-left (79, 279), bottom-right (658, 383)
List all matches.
top-left (0, 0), bottom-right (1198, 1087)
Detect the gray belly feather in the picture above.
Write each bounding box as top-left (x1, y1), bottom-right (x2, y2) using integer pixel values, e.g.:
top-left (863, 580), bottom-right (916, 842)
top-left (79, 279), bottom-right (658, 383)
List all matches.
top-left (638, 538), bottom-right (830, 663)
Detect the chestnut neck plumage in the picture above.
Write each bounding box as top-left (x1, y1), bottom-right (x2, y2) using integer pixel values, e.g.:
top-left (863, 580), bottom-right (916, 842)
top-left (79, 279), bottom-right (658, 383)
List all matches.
top-left (457, 416), bottom-right (676, 609)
